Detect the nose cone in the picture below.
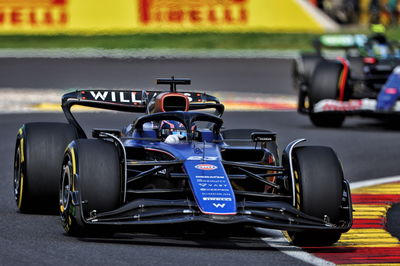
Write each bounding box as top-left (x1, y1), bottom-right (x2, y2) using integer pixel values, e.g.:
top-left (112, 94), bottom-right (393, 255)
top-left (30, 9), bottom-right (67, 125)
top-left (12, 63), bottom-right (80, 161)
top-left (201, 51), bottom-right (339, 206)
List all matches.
top-left (184, 159), bottom-right (237, 215)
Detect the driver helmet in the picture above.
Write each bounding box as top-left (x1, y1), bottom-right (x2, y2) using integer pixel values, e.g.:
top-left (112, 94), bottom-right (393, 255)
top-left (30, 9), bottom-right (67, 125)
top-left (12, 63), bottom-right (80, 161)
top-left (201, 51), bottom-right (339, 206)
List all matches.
top-left (147, 92), bottom-right (190, 140)
top-left (371, 42), bottom-right (390, 59)
top-left (368, 33), bottom-right (391, 59)
top-left (160, 120), bottom-right (187, 139)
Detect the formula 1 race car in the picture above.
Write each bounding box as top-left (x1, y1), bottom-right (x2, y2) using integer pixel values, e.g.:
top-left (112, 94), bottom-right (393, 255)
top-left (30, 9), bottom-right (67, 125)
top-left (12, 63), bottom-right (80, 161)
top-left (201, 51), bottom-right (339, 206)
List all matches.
top-left (13, 78), bottom-right (352, 246)
top-left (293, 32), bottom-right (400, 127)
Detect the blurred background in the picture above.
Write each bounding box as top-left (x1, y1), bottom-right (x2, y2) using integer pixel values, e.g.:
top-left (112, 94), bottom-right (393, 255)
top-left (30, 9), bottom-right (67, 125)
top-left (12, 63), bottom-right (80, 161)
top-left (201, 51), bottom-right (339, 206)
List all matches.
top-left (0, 0), bottom-right (397, 51)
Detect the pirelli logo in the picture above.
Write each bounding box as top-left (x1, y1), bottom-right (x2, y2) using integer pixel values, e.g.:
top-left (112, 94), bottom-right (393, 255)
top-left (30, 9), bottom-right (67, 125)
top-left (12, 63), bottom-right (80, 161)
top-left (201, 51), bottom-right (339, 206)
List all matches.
top-left (0, 0), bottom-right (68, 27)
top-left (138, 0), bottom-right (248, 25)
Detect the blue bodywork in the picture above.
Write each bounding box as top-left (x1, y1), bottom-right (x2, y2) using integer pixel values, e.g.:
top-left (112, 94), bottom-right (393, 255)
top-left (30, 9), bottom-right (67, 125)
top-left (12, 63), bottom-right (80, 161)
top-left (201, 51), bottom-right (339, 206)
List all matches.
top-left (377, 67), bottom-right (400, 111)
top-left (126, 129), bottom-right (237, 215)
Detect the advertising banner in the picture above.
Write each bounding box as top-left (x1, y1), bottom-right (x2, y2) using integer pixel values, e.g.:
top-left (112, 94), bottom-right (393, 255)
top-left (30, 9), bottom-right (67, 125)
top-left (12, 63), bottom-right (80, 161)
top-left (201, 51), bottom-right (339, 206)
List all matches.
top-left (0, 0), bottom-right (334, 34)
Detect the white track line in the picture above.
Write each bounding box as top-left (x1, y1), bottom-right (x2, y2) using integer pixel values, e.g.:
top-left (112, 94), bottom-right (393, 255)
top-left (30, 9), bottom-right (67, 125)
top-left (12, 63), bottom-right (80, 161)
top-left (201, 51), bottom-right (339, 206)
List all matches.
top-left (260, 231), bottom-right (335, 266)
top-left (260, 176), bottom-right (400, 265)
top-left (350, 175), bottom-right (400, 189)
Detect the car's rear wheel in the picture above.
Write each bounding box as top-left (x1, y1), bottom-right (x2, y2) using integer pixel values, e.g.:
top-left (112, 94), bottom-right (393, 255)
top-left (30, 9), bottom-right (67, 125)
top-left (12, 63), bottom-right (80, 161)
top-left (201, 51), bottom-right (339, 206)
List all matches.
top-left (308, 60), bottom-right (348, 127)
top-left (60, 139), bottom-right (121, 236)
top-left (293, 53), bottom-right (323, 91)
top-left (14, 123), bottom-right (79, 214)
top-left (348, 57), bottom-right (365, 80)
top-left (287, 146), bottom-right (344, 246)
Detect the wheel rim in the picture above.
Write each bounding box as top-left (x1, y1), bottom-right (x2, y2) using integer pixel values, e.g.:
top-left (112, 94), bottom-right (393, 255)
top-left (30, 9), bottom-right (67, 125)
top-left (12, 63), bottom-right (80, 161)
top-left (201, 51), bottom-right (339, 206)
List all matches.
top-left (60, 156), bottom-right (72, 220)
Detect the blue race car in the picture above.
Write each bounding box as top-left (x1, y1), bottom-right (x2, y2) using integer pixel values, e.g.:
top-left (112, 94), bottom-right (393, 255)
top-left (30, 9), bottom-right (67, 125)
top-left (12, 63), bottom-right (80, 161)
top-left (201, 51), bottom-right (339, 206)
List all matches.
top-left (294, 32), bottom-right (400, 127)
top-left (14, 78), bottom-right (352, 246)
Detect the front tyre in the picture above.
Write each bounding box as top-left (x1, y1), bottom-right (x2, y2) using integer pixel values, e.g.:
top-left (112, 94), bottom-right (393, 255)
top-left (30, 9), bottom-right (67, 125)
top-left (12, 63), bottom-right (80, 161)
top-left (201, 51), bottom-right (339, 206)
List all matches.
top-left (60, 139), bottom-right (121, 236)
top-left (288, 146), bottom-right (344, 246)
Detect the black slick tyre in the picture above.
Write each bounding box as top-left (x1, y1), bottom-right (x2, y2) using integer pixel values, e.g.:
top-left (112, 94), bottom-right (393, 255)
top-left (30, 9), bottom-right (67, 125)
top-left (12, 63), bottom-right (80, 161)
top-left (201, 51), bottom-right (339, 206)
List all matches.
top-left (14, 123), bottom-right (79, 214)
top-left (60, 139), bottom-right (121, 236)
top-left (294, 54), bottom-right (323, 113)
top-left (308, 60), bottom-right (347, 127)
top-left (288, 146), bottom-right (344, 246)
top-left (293, 53), bottom-right (323, 91)
top-left (347, 57), bottom-right (365, 80)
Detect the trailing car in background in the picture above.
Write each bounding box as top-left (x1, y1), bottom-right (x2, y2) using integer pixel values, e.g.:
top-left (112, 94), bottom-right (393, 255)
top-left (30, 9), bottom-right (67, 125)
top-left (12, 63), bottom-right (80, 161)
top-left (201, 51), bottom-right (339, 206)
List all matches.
top-left (293, 32), bottom-right (400, 127)
top-left (13, 78), bottom-right (352, 246)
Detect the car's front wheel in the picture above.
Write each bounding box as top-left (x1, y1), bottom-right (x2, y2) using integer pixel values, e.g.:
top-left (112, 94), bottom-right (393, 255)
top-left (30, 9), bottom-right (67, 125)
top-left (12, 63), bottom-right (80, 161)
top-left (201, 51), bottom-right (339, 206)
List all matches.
top-left (287, 146), bottom-right (344, 246)
top-left (60, 139), bottom-right (122, 236)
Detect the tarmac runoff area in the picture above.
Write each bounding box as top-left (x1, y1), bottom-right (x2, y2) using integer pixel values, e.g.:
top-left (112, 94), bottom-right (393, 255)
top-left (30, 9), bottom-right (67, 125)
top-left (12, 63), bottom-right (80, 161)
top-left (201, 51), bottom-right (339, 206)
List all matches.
top-left (0, 89), bottom-right (297, 113)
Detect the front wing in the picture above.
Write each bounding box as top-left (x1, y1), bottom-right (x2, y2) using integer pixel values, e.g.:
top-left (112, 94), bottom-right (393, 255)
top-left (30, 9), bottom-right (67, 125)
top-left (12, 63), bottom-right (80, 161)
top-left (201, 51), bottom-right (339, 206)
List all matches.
top-left (69, 181), bottom-right (353, 234)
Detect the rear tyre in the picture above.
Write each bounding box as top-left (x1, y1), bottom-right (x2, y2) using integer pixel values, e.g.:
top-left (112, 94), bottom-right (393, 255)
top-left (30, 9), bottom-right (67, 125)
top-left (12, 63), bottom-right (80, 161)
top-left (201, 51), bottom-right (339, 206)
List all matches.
top-left (308, 61), bottom-right (347, 127)
top-left (288, 146), bottom-right (344, 246)
top-left (14, 123), bottom-right (78, 214)
top-left (60, 139), bottom-right (121, 236)
top-left (293, 53), bottom-right (323, 91)
top-left (348, 57), bottom-right (365, 80)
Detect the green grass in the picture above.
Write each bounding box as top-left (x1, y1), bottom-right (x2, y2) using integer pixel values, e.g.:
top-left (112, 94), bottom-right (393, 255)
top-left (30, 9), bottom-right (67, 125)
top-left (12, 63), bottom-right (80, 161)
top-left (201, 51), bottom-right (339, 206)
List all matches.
top-left (0, 28), bottom-right (398, 50)
top-left (0, 33), bottom-right (318, 50)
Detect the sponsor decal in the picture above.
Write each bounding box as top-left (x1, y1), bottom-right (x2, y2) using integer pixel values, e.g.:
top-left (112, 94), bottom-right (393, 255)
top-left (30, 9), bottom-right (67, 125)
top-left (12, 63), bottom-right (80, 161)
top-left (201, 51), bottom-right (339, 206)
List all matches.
top-left (187, 156), bottom-right (218, 161)
top-left (139, 0), bottom-right (248, 26)
top-left (195, 175), bottom-right (224, 179)
top-left (87, 91), bottom-right (142, 104)
top-left (83, 90), bottom-right (201, 105)
top-left (200, 188), bottom-right (229, 191)
top-left (203, 197), bottom-right (232, 201)
top-left (193, 142), bottom-right (213, 149)
top-left (313, 99), bottom-right (377, 113)
top-left (213, 203), bottom-right (226, 208)
top-left (0, 0), bottom-right (68, 27)
top-left (195, 164), bottom-right (217, 171)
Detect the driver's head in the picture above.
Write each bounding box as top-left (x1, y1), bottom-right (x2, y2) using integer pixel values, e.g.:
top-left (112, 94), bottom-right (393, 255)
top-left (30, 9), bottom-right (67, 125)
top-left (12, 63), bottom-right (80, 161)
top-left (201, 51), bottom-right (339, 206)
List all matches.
top-left (160, 120), bottom-right (187, 139)
top-left (368, 28), bottom-right (390, 59)
top-left (370, 40), bottom-right (390, 59)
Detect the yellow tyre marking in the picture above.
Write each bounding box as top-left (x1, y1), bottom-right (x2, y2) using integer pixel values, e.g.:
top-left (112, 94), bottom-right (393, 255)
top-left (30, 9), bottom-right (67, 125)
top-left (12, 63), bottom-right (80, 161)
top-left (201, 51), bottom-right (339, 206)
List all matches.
top-left (20, 138), bottom-right (24, 163)
top-left (294, 170), bottom-right (300, 209)
top-left (69, 147), bottom-right (77, 192)
top-left (17, 137), bottom-right (24, 208)
top-left (70, 147), bottom-right (76, 175)
top-left (17, 173), bottom-right (24, 209)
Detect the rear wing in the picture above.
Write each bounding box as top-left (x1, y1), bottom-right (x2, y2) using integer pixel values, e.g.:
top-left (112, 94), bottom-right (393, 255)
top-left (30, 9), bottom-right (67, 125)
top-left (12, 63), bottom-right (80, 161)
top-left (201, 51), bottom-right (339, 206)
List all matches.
top-left (62, 89), bottom-right (224, 138)
top-left (314, 34), bottom-right (368, 52)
